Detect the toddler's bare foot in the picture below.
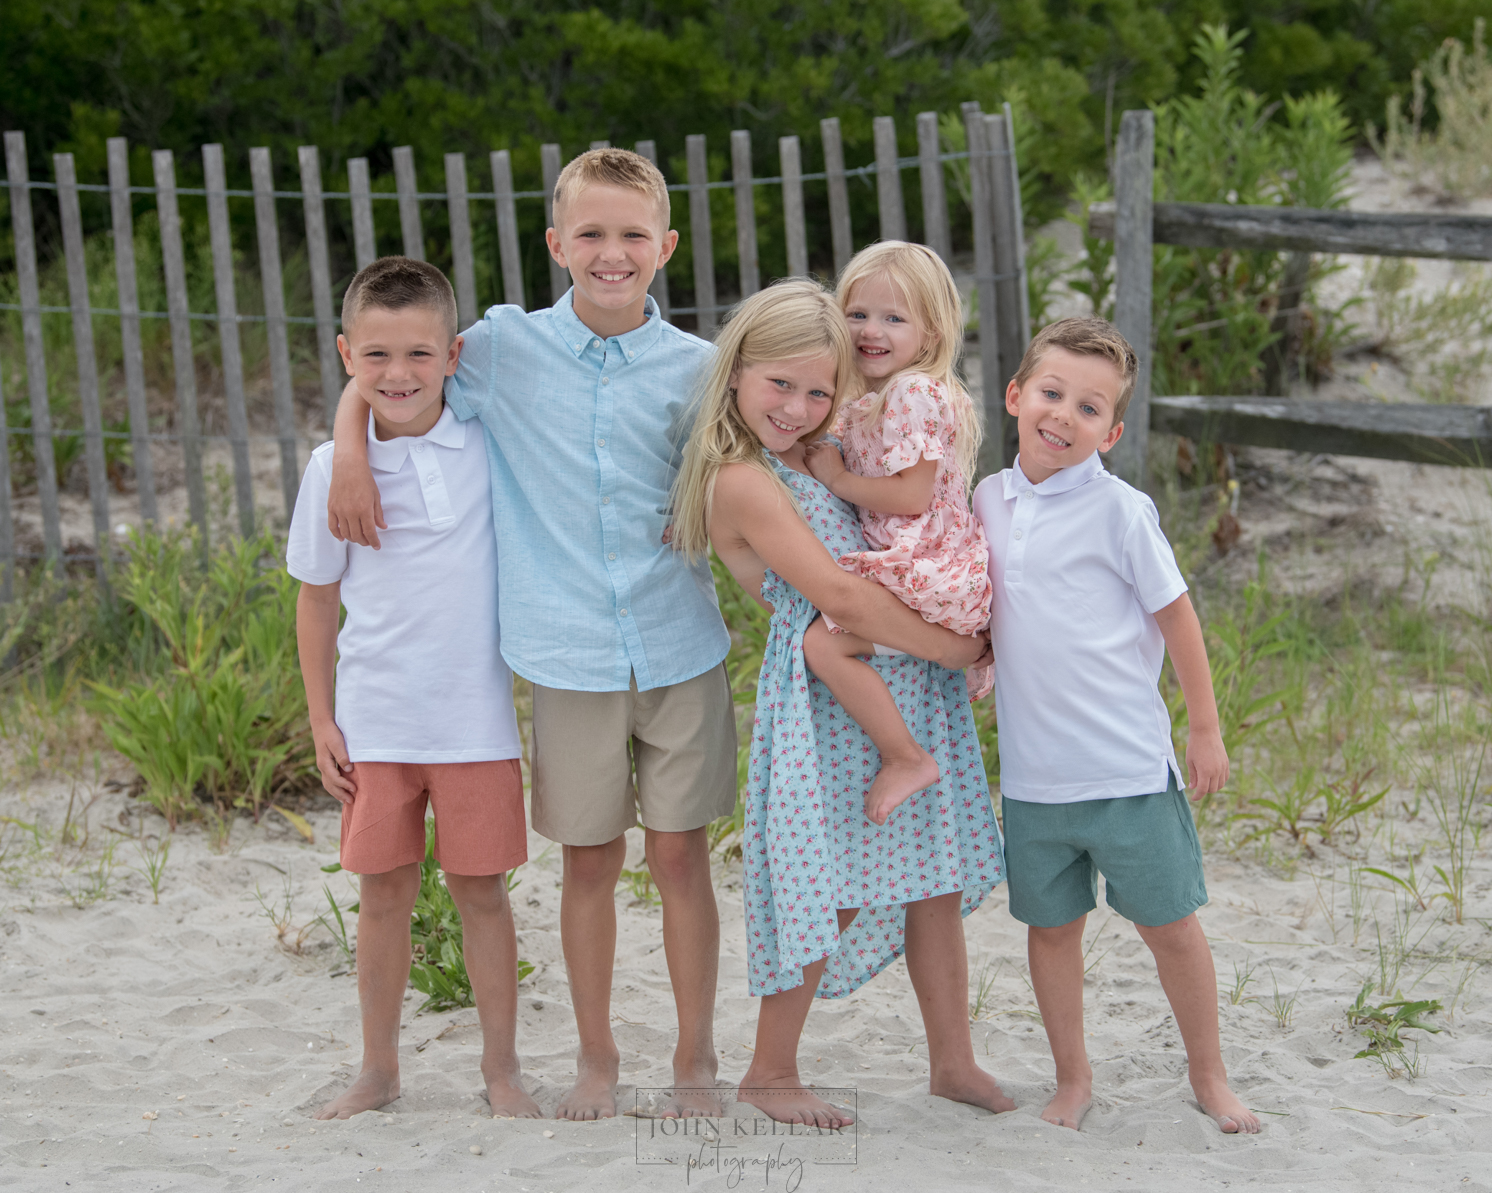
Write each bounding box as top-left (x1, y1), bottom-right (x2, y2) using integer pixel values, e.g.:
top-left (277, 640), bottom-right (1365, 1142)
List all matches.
top-left (864, 751), bottom-right (939, 826)
top-left (1193, 1075), bottom-right (1259, 1134)
top-left (736, 1069), bottom-right (855, 1129)
top-left (966, 663), bottom-right (994, 701)
top-left (556, 1050), bottom-right (619, 1121)
top-left (1040, 1080), bottom-right (1092, 1130)
top-left (314, 1067), bottom-right (401, 1120)
top-left (483, 1069), bottom-right (541, 1119)
top-left (929, 1062), bottom-right (1016, 1114)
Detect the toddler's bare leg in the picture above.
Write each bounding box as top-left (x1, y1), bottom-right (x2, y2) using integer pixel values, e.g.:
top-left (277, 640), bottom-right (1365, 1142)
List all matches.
top-left (802, 618), bottom-right (938, 825)
top-left (1134, 914), bottom-right (1259, 1134)
top-left (315, 864), bottom-right (421, 1119)
top-left (445, 872), bottom-right (541, 1118)
top-left (1028, 916), bottom-right (1093, 1129)
top-left (738, 908), bottom-right (858, 1128)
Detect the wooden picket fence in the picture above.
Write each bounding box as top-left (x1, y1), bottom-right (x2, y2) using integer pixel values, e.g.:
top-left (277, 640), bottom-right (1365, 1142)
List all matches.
top-left (0, 103), bottom-right (1032, 598)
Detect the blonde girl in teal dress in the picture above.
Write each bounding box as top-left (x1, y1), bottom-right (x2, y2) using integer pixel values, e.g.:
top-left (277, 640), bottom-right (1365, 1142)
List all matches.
top-left (671, 280), bottom-right (1011, 1128)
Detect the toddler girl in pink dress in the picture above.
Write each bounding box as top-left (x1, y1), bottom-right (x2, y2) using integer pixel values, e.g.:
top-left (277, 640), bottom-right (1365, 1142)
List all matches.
top-left (804, 241), bottom-right (992, 826)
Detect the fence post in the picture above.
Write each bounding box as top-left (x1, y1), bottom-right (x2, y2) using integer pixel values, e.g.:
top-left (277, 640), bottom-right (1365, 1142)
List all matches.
top-left (490, 150), bottom-right (526, 310)
top-left (874, 116), bottom-right (906, 242)
top-left (106, 137), bottom-right (158, 526)
top-left (299, 145), bottom-right (343, 427)
top-left (202, 143), bottom-right (256, 537)
top-left (961, 104), bottom-right (1003, 477)
top-left (731, 130), bottom-right (760, 298)
top-left (348, 157), bottom-right (376, 269)
top-left (590, 140), bottom-right (611, 150)
top-left (1108, 109), bottom-right (1154, 489)
top-left (4, 132), bottom-right (64, 572)
top-left (151, 148), bottom-right (210, 548)
top-left (686, 134), bottom-right (717, 338)
top-left (393, 146), bottom-right (424, 261)
top-left (249, 147), bottom-right (301, 520)
top-left (916, 111), bottom-right (951, 263)
top-left (780, 135), bottom-right (808, 278)
top-left (541, 143), bottom-right (568, 305)
top-left (445, 153), bottom-right (477, 326)
top-left (634, 141), bottom-right (672, 321)
top-left (986, 110), bottom-right (1028, 467)
top-left (0, 355), bottom-right (12, 600)
top-left (820, 118), bottom-right (852, 276)
top-left (54, 152), bottom-right (112, 578)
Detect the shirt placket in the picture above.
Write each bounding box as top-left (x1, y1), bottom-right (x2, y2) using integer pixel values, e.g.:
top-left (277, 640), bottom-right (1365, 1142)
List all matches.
top-left (1005, 486), bottom-right (1036, 587)
top-left (591, 338), bottom-right (644, 681)
top-left (409, 439), bottom-right (453, 525)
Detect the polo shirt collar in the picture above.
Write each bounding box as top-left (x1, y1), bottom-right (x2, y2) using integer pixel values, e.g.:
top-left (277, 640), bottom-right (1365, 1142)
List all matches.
top-left (1003, 450), bottom-right (1106, 499)
top-left (551, 287), bottom-right (663, 363)
top-left (366, 404), bottom-right (465, 473)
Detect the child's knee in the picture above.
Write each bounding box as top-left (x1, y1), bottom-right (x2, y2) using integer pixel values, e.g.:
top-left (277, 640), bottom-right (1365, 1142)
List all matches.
top-left (802, 616), bottom-right (832, 664)
top-left (644, 828), bottom-right (708, 887)
top-left (563, 838), bottom-right (627, 888)
top-left (1028, 916), bottom-right (1086, 946)
top-left (359, 863), bottom-right (421, 914)
top-left (444, 871), bottom-right (510, 917)
top-left (1135, 912), bottom-right (1202, 951)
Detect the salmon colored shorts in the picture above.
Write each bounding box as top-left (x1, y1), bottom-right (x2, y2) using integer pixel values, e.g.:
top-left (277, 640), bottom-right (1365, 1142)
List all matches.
top-left (338, 759), bottom-right (527, 876)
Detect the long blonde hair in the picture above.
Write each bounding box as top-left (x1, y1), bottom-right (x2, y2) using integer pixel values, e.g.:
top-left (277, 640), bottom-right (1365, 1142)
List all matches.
top-left (671, 279), bottom-right (861, 559)
top-left (836, 241), bottom-right (982, 483)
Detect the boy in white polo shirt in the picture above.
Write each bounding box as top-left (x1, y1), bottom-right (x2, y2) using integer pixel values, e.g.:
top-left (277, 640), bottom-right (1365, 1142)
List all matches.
top-left (972, 317), bottom-right (1259, 1137)
top-left (289, 257), bottom-right (536, 1121)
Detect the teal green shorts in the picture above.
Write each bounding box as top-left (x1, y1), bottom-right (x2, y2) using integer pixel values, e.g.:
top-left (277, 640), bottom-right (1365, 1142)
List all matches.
top-left (1002, 773), bottom-right (1206, 928)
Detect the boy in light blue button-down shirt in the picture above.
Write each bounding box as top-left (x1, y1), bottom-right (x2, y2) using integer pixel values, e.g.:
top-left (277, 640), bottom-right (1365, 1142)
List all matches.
top-left (327, 150), bottom-right (736, 1121)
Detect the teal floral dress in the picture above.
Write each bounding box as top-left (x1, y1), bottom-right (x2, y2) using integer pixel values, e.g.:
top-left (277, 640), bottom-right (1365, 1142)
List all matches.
top-left (743, 455), bottom-right (1005, 998)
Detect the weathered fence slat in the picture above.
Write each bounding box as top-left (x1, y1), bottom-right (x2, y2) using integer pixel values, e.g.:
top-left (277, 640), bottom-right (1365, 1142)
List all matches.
top-left (1151, 396), bottom-right (1491, 467)
top-left (779, 135), bottom-right (809, 278)
top-left (686, 134), bottom-right (717, 337)
top-left (490, 150), bottom-right (525, 310)
top-left (54, 152), bottom-right (112, 574)
top-left (249, 147), bottom-right (301, 519)
top-left (590, 140), bottom-right (611, 150)
top-left (202, 143), bottom-right (256, 537)
top-left (635, 141), bottom-right (671, 320)
top-left (0, 355), bottom-right (12, 598)
top-left (820, 118), bottom-right (852, 276)
top-left (917, 111), bottom-right (951, 263)
top-left (731, 130), bottom-right (760, 298)
top-left (348, 158), bottom-right (376, 269)
top-left (151, 148), bottom-right (209, 544)
top-left (1088, 200), bottom-right (1492, 261)
top-left (961, 104), bottom-right (1002, 477)
top-left (298, 145), bottom-right (343, 426)
top-left (1107, 110), bottom-right (1155, 488)
top-left (986, 111), bottom-right (1028, 467)
top-left (393, 146), bottom-right (424, 261)
top-left (874, 116), bottom-right (906, 242)
top-left (106, 137), bottom-right (158, 526)
top-left (541, 143), bottom-right (568, 305)
top-left (445, 153), bottom-right (477, 327)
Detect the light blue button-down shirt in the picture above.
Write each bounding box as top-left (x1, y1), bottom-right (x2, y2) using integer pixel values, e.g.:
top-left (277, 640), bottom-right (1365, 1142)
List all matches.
top-left (445, 289), bottom-right (729, 692)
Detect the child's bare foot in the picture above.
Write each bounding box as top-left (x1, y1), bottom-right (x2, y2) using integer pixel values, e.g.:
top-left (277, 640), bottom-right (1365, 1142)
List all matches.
top-left (314, 1067), bottom-right (401, 1119)
top-left (483, 1069), bottom-right (542, 1119)
top-left (929, 1062), bottom-right (1016, 1114)
top-left (1193, 1075), bottom-right (1260, 1134)
top-left (966, 663), bottom-right (994, 701)
top-left (736, 1069), bottom-right (855, 1129)
top-left (864, 751), bottom-right (939, 825)
top-left (1040, 1080), bottom-right (1092, 1130)
top-left (556, 1050), bottom-right (619, 1121)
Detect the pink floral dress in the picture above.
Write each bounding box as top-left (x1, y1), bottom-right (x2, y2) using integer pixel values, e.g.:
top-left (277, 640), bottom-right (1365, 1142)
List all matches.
top-left (833, 374), bottom-right (991, 636)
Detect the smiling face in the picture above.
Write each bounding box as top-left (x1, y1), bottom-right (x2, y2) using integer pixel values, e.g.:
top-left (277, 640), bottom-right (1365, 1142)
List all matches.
top-left (842, 273), bottom-right (927, 384)
top-left (546, 183), bottom-right (678, 338)
top-left (1004, 346), bottom-right (1126, 485)
top-left (731, 354), bottom-right (839, 454)
top-left (337, 305), bottom-right (462, 440)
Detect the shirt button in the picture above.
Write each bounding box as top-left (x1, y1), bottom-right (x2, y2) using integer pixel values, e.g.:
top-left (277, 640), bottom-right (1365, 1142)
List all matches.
top-left (602, 496), bottom-right (611, 505)
top-left (1021, 490), bottom-right (1032, 499)
top-left (608, 552), bottom-right (616, 560)
top-left (597, 438), bottom-right (606, 447)
top-left (1013, 529), bottom-right (1023, 539)
top-left (592, 339), bottom-right (601, 348)
top-left (426, 475), bottom-right (437, 486)
top-left (413, 442), bottom-right (424, 452)
top-left (619, 608), bottom-right (628, 617)
top-left (601, 377), bottom-right (610, 386)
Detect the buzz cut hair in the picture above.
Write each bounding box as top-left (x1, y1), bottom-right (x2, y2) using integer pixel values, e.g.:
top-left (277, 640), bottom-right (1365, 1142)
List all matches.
top-left (1013, 316), bottom-right (1139, 423)
top-left (341, 255), bottom-right (459, 342)
top-left (552, 147), bottom-right (671, 231)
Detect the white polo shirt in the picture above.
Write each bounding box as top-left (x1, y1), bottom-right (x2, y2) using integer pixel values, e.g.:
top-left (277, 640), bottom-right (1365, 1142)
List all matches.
top-left (286, 406), bottom-right (521, 764)
top-left (971, 452), bottom-right (1188, 804)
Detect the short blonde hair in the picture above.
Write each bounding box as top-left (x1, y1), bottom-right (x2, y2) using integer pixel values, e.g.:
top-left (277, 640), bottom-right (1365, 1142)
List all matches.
top-left (670, 279), bottom-right (862, 559)
top-left (1014, 317), bottom-right (1138, 423)
top-left (837, 240), bottom-right (981, 483)
top-left (341, 255), bottom-right (458, 341)
top-left (553, 147), bottom-right (670, 230)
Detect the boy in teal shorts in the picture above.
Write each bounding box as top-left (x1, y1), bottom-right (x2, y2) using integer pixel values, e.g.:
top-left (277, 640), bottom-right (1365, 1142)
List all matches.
top-left (971, 317), bottom-right (1260, 1136)
top-left (326, 149), bottom-right (736, 1121)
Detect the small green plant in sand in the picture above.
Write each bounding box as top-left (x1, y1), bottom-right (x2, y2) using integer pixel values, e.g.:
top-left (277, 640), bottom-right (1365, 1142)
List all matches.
top-left (60, 840), bottom-right (116, 909)
top-left (1227, 959), bottom-right (1258, 1006)
top-left (316, 883), bottom-right (356, 965)
top-left (618, 865), bottom-right (660, 906)
top-left (1262, 967), bottom-right (1301, 1029)
top-left (970, 958), bottom-right (1003, 1021)
top-left (1347, 980), bottom-right (1442, 1080)
top-left (131, 834), bottom-right (171, 904)
top-left (255, 874), bottom-right (317, 955)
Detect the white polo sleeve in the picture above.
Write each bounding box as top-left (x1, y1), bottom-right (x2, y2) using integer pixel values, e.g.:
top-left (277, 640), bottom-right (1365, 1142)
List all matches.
top-left (444, 309), bottom-right (496, 424)
top-left (1120, 496), bottom-right (1189, 614)
top-left (286, 446), bottom-right (349, 585)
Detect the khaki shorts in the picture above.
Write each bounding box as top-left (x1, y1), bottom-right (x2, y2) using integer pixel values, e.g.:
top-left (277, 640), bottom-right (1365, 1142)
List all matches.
top-left (530, 665), bottom-right (738, 846)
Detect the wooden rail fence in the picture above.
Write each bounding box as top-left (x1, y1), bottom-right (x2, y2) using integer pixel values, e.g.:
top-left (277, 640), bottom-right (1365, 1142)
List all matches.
top-left (0, 103), bottom-right (1032, 597)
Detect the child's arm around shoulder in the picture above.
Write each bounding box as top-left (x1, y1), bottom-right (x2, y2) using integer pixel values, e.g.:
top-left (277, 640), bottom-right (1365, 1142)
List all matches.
top-left (326, 380), bottom-right (382, 547)
top-left (1153, 593), bottom-right (1229, 798)
top-left (803, 373), bottom-right (942, 516)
